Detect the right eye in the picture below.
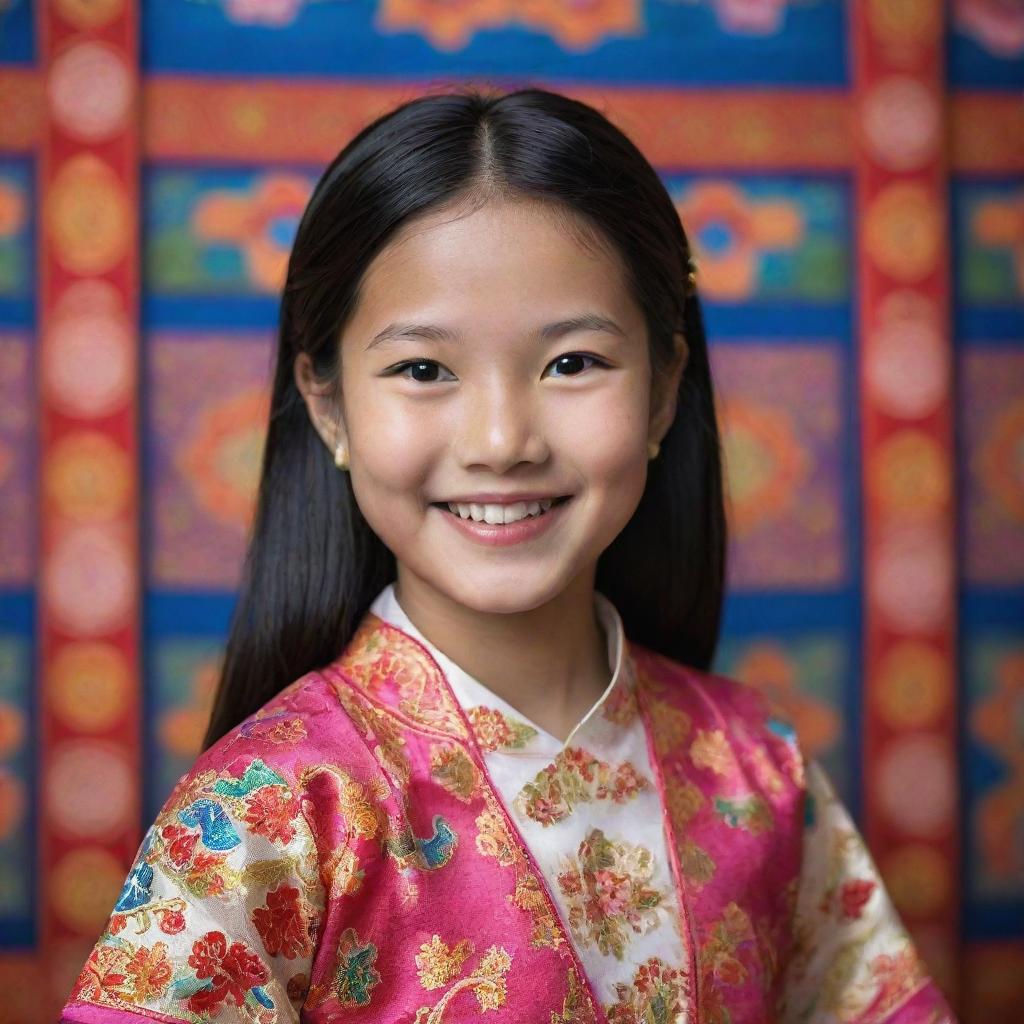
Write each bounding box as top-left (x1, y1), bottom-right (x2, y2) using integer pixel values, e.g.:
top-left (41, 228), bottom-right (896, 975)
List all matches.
top-left (387, 360), bottom-right (457, 383)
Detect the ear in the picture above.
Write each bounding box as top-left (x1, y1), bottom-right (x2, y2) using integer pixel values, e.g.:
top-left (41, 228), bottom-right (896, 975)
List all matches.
top-left (293, 352), bottom-right (349, 460)
top-left (648, 330), bottom-right (689, 447)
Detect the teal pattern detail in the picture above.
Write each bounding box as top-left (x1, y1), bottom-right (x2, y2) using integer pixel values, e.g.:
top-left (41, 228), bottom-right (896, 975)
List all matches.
top-left (385, 814), bottom-right (458, 870)
top-left (335, 928), bottom-right (381, 1007)
top-left (212, 758), bottom-right (287, 797)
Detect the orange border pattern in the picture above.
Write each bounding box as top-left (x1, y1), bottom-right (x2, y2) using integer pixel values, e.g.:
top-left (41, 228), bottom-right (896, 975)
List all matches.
top-left (852, 0), bottom-right (960, 1000)
top-left (37, 2), bottom-right (142, 1016)
top-left (1, 68), bottom-right (1022, 173)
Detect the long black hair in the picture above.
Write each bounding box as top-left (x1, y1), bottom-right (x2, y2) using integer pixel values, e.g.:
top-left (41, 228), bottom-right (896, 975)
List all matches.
top-left (203, 85), bottom-right (727, 749)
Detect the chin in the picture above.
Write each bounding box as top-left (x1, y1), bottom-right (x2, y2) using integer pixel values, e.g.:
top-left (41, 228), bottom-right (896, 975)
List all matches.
top-left (428, 567), bottom-right (578, 617)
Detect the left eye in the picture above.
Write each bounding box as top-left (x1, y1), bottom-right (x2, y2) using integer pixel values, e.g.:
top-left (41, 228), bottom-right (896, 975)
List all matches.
top-left (545, 353), bottom-right (604, 377)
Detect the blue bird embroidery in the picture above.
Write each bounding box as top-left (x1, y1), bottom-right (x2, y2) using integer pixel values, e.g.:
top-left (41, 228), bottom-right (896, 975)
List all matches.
top-left (177, 799), bottom-right (241, 851)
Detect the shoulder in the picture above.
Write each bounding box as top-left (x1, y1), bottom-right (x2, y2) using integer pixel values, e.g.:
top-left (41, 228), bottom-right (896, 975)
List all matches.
top-left (630, 642), bottom-right (789, 724)
top-left (166, 667), bottom-right (381, 818)
top-left (629, 642), bottom-right (804, 777)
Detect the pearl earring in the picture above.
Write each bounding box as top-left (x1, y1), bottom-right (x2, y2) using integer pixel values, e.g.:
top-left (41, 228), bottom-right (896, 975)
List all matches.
top-left (647, 441), bottom-right (660, 460)
top-left (334, 442), bottom-right (349, 470)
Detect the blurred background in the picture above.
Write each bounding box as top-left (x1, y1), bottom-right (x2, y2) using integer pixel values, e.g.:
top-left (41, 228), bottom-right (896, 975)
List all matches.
top-left (0, 0), bottom-right (1021, 1021)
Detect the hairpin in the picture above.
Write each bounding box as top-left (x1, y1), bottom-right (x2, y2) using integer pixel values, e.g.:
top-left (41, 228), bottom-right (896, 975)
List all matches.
top-left (686, 254), bottom-right (699, 296)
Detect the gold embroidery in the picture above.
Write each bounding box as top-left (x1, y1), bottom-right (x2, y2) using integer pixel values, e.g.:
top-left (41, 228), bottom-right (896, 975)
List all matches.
top-left (650, 702), bottom-right (693, 756)
top-left (665, 773), bottom-right (705, 827)
top-left (474, 808), bottom-right (523, 868)
top-left (507, 873), bottom-right (564, 950)
top-left (690, 729), bottom-right (734, 776)
top-left (430, 743), bottom-right (480, 803)
top-left (409, 943), bottom-right (514, 1021)
top-left (333, 684), bottom-right (412, 786)
top-left (336, 615), bottom-right (469, 737)
top-left (416, 934), bottom-right (473, 990)
top-left (677, 837), bottom-right (717, 888)
top-left (551, 966), bottom-right (598, 1023)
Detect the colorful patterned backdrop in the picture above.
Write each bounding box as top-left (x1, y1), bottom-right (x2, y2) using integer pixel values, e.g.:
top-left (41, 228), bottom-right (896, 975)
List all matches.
top-left (0, 1), bottom-right (1021, 1020)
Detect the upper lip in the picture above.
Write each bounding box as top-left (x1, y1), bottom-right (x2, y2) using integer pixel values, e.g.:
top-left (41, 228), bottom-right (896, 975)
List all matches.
top-left (435, 493), bottom-right (569, 505)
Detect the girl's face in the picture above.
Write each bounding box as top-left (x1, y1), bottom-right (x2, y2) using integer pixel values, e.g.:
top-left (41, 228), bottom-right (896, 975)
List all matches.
top-left (299, 198), bottom-right (683, 615)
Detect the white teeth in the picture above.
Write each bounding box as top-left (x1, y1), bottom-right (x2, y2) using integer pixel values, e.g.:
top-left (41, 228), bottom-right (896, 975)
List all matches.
top-left (443, 499), bottom-right (560, 524)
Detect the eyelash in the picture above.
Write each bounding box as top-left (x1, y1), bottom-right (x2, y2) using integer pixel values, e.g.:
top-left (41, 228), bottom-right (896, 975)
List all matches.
top-left (385, 353), bottom-right (609, 383)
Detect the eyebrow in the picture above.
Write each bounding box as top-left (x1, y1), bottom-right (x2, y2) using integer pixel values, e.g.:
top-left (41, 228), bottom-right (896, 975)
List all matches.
top-left (365, 313), bottom-right (627, 351)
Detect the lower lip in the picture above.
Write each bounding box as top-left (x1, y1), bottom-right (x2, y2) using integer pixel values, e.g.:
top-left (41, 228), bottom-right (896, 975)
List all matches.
top-left (434, 499), bottom-right (570, 547)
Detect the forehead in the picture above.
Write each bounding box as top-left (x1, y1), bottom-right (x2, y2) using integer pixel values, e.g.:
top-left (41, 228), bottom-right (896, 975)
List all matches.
top-left (347, 199), bottom-right (637, 330)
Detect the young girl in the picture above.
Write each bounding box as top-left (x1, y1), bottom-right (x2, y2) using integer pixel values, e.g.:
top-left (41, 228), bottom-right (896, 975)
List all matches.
top-left (62, 87), bottom-right (956, 1024)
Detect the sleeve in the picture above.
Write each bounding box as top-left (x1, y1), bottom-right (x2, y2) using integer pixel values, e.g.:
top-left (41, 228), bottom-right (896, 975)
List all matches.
top-left (776, 758), bottom-right (958, 1024)
top-left (60, 752), bottom-right (326, 1024)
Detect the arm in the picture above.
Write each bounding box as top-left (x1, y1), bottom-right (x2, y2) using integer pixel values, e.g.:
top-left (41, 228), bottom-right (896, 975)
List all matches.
top-left (776, 759), bottom-right (957, 1024)
top-left (61, 753), bottom-right (325, 1023)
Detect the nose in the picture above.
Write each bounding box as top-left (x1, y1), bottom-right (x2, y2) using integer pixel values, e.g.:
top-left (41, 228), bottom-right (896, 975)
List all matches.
top-left (455, 375), bottom-right (550, 472)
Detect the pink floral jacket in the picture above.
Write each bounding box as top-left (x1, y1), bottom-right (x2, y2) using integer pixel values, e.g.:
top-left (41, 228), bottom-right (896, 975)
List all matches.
top-left (61, 609), bottom-right (956, 1023)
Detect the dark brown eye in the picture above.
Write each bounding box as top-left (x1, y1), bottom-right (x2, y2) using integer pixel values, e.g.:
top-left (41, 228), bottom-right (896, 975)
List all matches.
top-left (391, 360), bottom-right (456, 383)
top-left (547, 353), bottom-right (602, 377)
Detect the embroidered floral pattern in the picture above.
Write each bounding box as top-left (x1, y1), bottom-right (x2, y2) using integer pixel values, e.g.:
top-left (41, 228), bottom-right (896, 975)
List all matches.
top-left (430, 742), bottom-right (480, 802)
top-left (551, 967), bottom-right (593, 1023)
top-left (333, 682), bottom-right (412, 784)
top-left (665, 773), bottom-right (705, 827)
top-left (407, 942), bottom-right (514, 1019)
top-left (242, 782), bottom-right (299, 844)
top-left (475, 807), bottom-right (523, 868)
top-left (649, 701), bottom-right (692, 756)
top-left (605, 956), bottom-right (690, 1024)
top-left (513, 747), bottom-right (648, 826)
top-left (507, 873), bottom-right (565, 950)
top-left (415, 934), bottom-right (473, 989)
top-left (467, 704), bottom-right (539, 752)
top-left (252, 882), bottom-right (316, 959)
top-left (301, 762), bottom-right (386, 840)
top-left (557, 828), bottom-right (666, 960)
top-left (689, 728), bottom-right (734, 776)
top-left (72, 940), bottom-right (174, 1006)
top-left (186, 930), bottom-right (270, 1014)
top-left (699, 901), bottom-right (757, 1017)
top-left (601, 679), bottom-right (639, 726)
top-left (334, 926), bottom-right (382, 1007)
top-left (678, 837), bottom-right (717, 889)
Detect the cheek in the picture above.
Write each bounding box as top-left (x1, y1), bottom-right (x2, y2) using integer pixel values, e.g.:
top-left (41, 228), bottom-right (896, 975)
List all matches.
top-left (347, 397), bottom-right (439, 504)
top-left (555, 385), bottom-right (649, 483)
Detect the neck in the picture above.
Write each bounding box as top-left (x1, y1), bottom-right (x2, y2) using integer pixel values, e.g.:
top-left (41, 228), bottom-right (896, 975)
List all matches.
top-left (392, 567), bottom-right (611, 743)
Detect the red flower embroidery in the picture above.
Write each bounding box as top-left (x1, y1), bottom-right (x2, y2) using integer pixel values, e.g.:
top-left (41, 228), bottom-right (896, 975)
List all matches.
top-left (243, 785), bottom-right (297, 845)
top-left (157, 908), bottom-right (186, 934)
top-left (108, 914), bottom-right (127, 935)
top-left (186, 853), bottom-right (228, 896)
top-left (840, 878), bottom-right (876, 919)
top-left (186, 930), bottom-right (269, 1013)
top-left (160, 823), bottom-right (199, 867)
top-left (252, 883), bottom-right (314, 960)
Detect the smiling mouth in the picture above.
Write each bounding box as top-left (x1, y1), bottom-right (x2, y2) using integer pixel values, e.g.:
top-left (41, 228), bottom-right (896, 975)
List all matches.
top-left (431, 495), bottom-right (571, 525)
